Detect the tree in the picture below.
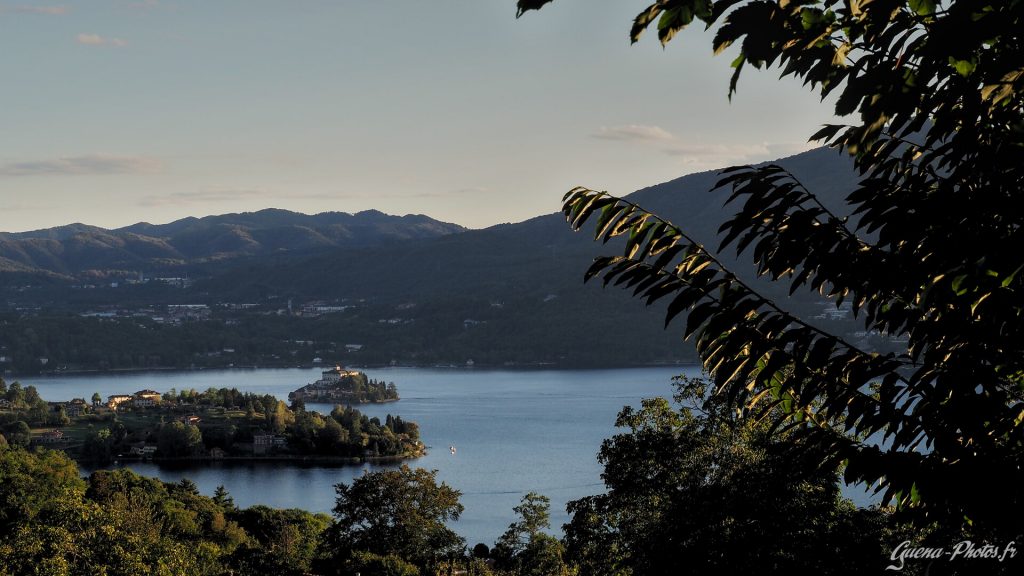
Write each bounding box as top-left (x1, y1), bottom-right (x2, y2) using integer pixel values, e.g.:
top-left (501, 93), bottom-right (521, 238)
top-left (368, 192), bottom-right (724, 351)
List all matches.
top-left (472, 543), bottom-right (491, 559)
top-left (494, 492), bottom-right (572, 576)
top-left (81, 428), bottom-right (115, 464)
top-left (0, 447), bottom-right (85, 536)
top-left (53, 405), bottom-right (71, 427)
top-left (5, 381), bottom-right (24, 408)
top-left (157, 421), bottom-right (203, 458)
top-left (320, 465), bottom-right (465, 572)
top-left (317, 416), bottom-right (348, 454)
top-left (345, 551), bottom-right (421, 576)
top-left (3, 421), bottom-right (31, 448)
top-left (212, 485), bottom-right (236, 512)
top-left (230, 505), bottom-right (331, 576)
top-left (23, 385), bottom-right (42, 408)
top-left (564, 378), bottom-right (889, 576)
top-left (517, 0), bottom-right (1024, 535)
top-left (91, 392), bottom-right (102, 406)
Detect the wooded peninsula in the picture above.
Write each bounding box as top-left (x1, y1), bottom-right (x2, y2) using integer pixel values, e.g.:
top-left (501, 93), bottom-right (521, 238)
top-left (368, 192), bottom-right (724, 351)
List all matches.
top-left (0, 376), bottom-right (422, 465)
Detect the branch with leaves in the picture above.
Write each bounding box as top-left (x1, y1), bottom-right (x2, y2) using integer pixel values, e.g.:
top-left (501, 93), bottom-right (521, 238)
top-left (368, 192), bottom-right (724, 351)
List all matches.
top-left (522, 0), bottom-right (1024, 529)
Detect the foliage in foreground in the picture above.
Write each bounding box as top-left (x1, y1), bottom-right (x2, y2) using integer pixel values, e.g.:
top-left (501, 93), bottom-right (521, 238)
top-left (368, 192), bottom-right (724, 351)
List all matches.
top-left (565, 378), bottom-right (892, 575)
top-left (0, 446), bottom-right (329, 576)
top-left (519, 0), bottom-right (1024, 539)
top-left (0, 447), bottom-right (533, 576)
top-left (319, 465), bottom-right (466, 573)
top-left (9, 392), bottom-right (1001, 574)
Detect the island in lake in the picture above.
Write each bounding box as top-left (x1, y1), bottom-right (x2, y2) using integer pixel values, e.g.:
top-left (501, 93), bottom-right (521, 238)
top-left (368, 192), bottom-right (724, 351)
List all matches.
top-left (289, 365), bottom-right (399, 404)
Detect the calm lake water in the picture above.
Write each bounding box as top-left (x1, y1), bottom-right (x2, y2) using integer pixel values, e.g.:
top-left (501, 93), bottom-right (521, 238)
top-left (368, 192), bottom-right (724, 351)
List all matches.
top-left (20, 365), bottom-right (696, 544)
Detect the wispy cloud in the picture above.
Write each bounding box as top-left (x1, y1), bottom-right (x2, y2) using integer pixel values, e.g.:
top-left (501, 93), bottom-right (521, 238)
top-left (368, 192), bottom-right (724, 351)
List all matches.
top-left (662, 141), bottom-right (814, 167)
top-left (77, 33), bottom-right (128, 47)
top-left (0, 154), bottom-right (161, 176)
top-left (0, 5), bottom-right (68, 15)
top-left (591, 124), bottom-right (675, 142)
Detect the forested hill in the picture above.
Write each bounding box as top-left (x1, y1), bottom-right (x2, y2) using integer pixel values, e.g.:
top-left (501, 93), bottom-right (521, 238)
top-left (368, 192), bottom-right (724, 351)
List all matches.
top-left (196, 146), bottom-right (859, 303)
top-left (0, 208), bottom-right (465, 279)
top-left (0, 147), bottom-right (868, 370)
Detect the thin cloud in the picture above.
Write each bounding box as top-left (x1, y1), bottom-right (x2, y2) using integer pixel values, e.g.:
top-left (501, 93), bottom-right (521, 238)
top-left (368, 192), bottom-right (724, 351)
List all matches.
top-left (0, 155), bottom-right (161, 176)
top-left (591, 124), bottom-right (675, 142)
top-left (662, 141), bottom-right (814, 167)
top-left (77, 33), bottom-right (127, 47)
top-left (0, 5), bottom-right (68, 15)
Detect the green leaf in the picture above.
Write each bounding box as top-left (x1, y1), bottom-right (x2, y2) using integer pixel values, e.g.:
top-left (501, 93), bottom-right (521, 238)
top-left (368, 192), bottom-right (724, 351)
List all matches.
top-left (685, 302), bottom-right (717, 340)
top-left (631, 5), bottom-right (663, 43)
top-left (658, 6), bottom-right (694, 45)
top-left (949, 57), bottom-right (976, 77)
top-left (907, 0), bottom-right (936, 17)
top-left (951, 274), bottom-right (971, 296)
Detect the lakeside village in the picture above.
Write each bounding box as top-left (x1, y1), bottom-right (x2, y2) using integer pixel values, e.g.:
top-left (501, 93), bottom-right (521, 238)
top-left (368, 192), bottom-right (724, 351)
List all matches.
top-left (0, 366), bottom-right (421, 465)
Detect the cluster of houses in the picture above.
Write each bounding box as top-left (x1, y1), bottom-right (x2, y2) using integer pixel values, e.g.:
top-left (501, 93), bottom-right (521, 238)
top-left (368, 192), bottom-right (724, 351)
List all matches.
top-left (0, 390), bottom-right (165, 419)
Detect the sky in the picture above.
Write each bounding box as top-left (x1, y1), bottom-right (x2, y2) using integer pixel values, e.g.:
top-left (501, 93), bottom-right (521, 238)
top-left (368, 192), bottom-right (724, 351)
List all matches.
top-left (0, 1), bottom-right (838, 232)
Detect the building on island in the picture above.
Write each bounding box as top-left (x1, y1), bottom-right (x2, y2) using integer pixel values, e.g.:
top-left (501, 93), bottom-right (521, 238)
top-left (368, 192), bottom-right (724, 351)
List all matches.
top-left (133, 390), bottom-right (162, 408)
top-left (294, 365), bottom-right (364, 401)
top-left (107, 395), bottom-right (134, 411)
top-left (319, 365), bottom-right (361, 384)
top-left (289, 365), bottom-right (398, 404)
top-left (107, 390), bottom-right (162, 410)
top-left (66, 398), bottom-right (88, 417)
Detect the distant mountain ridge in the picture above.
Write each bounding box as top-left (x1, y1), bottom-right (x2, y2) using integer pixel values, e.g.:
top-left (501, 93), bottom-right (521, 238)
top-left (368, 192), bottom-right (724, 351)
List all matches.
top-left (0, 208), bottom-right (466, 277)
top-left (194, 147), bottom-right (859, 301)
top-left (0, 146), bottom-right (868, 368)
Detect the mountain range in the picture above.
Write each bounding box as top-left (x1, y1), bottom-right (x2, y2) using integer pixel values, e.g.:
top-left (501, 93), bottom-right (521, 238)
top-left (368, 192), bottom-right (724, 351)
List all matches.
top-left (0, 209), bottom-right (466, 278)
top-left (0, 147), bottom-right (865, 369)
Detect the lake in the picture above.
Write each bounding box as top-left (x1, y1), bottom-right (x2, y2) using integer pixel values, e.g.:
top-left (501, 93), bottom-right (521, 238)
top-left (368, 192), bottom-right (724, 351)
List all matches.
top-left (20, 365), bottom-right (695, 544)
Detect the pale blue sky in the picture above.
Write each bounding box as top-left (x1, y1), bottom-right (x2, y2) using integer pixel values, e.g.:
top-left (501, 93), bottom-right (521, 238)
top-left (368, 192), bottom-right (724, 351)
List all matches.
top-left (0, 1), bottom-right (836, 232)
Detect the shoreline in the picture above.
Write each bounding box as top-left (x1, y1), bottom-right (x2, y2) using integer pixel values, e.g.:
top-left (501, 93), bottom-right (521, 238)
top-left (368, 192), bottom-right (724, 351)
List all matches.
top-left (82, 451), bottom-right (425, 469)
top-left (11, 361), bottom-right (699, 380)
